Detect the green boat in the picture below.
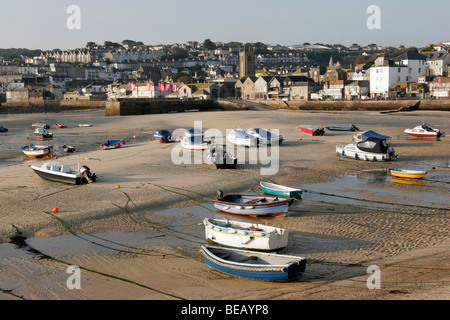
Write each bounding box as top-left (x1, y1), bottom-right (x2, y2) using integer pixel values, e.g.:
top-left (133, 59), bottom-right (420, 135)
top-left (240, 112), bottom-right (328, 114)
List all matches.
top-left (260, 181), bottom-right (302, 199)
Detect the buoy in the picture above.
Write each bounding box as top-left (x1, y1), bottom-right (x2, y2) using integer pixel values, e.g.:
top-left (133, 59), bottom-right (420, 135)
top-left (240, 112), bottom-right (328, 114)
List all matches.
top-left (52, 207), bottom-right (59, 213)
top-left (117, 184), bottom-right (120, 189)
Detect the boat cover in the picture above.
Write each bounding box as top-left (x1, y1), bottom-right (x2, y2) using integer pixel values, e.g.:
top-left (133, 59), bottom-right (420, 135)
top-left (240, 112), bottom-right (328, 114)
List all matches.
top-left (356, 137), bottom-right (389, 153)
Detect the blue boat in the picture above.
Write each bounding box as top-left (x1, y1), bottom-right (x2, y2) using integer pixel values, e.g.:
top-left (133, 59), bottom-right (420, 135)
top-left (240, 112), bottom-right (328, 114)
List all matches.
top-left (153, 130), bottom-right (172, 143)
top-left (325, 124), bottom-right (359, 131)
top-left (201, 245), bottom-right (306, 282)
top-left (0, 126), bottom-right (8, 133)
top-left (100, 139), bottom-right (125, 149)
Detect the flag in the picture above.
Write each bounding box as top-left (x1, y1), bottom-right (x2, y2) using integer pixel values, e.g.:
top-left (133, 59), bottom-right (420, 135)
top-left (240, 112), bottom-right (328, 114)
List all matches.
top-left (165, 83), bottom-right (170, 91)
top-left (438, 77), bottom-right (442, 85)
top-left (172, 84), bottom-right (178, 92)
top-left (159, 83), bottom-right (163, 91)
top-left (146, 82), bottom-right (152, 91)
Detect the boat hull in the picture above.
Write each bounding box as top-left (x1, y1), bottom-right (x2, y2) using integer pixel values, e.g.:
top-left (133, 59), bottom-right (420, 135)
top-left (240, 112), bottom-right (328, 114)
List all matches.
top-left (297, 125), bottom-right (325, 136)
top-left (101, 139), bottom-right (124, 149)
top-left (260, 182), bottom-right (302, 199)
top-left (336, 145), bottom-right (396, 161)
top-left (203, 218), bottom-right (288, 251)
top-left (31, 166), bottom-right (81, 185)
top-left (21, 145), bottom-right (53, 158)
top-left (201, 245), bottom-right (306, 282)
top-left (390, 169), bottom-right (427, 179)
top-left (214, 194), bottom-right (291, 217)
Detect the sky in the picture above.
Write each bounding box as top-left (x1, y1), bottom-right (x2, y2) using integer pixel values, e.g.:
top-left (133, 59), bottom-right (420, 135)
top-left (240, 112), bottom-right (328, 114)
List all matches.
top-left (1, 0), bottom-right (449, 50)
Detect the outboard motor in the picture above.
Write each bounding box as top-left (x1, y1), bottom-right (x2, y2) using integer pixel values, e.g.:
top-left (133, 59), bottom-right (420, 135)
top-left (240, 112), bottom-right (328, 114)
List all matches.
top-left (216, 190), bottom-right (224, 200)
top-left (79, 165), bottom-right (97, 184)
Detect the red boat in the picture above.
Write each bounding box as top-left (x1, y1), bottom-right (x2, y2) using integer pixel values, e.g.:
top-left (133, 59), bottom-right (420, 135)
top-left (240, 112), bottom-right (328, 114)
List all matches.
top-left (297, 125), bottom-right (325, 136)
top-left (54, 123), bottom-right (67, 128)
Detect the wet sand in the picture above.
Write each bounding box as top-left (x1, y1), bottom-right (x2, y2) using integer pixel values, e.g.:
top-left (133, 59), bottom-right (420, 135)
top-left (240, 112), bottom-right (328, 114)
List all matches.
top-left (0, 108), bottom-right (449, 301)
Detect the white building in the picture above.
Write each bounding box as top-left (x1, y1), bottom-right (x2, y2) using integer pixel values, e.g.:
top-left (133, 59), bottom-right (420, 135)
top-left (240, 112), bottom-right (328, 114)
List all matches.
top-left (369, 54), bottom-right (427, 98)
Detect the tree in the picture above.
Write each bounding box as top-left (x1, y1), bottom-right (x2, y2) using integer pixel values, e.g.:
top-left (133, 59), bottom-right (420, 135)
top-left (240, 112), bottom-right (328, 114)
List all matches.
top-left (86, 42), bottom-right (97, 49)
top-left (203, 39), bottom-right (216, 50)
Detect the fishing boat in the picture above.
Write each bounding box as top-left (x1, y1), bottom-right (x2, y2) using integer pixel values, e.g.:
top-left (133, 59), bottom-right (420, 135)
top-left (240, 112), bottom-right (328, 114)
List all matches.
top-left (100, 139), bottom-right (125, 149)
top-left (61, 145), bottom-right (76, 153)
top-left (260, 181), bottom-right (302, 199)
top-left (390, 169), bottom-right (427, 179)
top-left (203, 218), bottom-right (289, 251)
top-left (33, 127), bottom-right (53, 139)
top-left (226, 129), bottom-right (258, 147)
top-left (246, 128), bottom-right (284, 145)
top-left (200, 245), bottom-right (306, 282)
top-left (181, 136), bottom-right (208, 150)
top-left (20, 144), bottom-right (53, 158)
top-left (214, 190), bottom-right (292, 217)
top-left (404, 124), bottom-right (444, 138)
top-left (32, 122), bottom-right (50, 129)
top-left (296, 125), bottom-right (325, 136)
top-left (30, 160), bottom-right (97, 185)
top-left (0, 126), bottom-right (8, 133)
top-left (153, 130), bottom-right (172, 143)
top-left (325, 124), bottom-right (359, 132)
top-left (205, 143), bottom-right (237, 169)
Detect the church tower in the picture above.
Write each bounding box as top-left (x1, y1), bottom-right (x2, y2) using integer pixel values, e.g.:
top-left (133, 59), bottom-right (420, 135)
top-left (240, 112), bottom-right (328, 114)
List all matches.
top-left (239, 45), bottom-right (255, 78)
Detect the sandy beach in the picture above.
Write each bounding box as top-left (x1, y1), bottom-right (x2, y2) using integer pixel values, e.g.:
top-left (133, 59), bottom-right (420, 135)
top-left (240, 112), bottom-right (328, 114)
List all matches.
top-left (0, 107), bottom-right (449, 302)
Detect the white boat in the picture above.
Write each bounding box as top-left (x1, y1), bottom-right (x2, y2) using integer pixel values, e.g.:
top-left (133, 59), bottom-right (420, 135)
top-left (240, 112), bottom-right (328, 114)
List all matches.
top-left (78, 124), bottom-right (93, 127)
top-left (201, 245), bottom-right (306, 282)
top-left (336, 140), bottom-right (397, 161)
top-left (226, 129), bottom-right (257, 147)
top-left (214, 190), bottom-right (292, 217)
top-left (404, 124), bottom-right (444, 138)
top-left (246, 128), bottom-right (284, 145)
top-left (30, 160), bottom-right (97, 185)
top-left (203, 218), bottom-right (288, 251)
top-left (33, 127), bottom-right (53, 139)
top-left (181, 136), bottom-right (208, 150)
top-left (205, 143), bottom-right (237, 169)
top-left (20, 144), bottom-right (53, 158)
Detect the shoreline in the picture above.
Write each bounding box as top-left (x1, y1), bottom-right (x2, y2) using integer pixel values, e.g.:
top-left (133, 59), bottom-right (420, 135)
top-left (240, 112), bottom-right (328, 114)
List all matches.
top-left (0, 108), bottom-right (449, 300)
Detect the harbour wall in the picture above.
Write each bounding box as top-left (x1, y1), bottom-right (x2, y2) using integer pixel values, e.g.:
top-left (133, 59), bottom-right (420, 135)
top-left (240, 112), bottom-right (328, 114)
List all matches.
top-left (105, 99), bottom-right (222, 116)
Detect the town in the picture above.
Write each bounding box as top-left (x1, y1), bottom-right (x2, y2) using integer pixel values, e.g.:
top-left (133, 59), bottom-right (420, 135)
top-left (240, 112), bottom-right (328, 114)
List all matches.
top-left (0, 39), bottom-right (449, 108)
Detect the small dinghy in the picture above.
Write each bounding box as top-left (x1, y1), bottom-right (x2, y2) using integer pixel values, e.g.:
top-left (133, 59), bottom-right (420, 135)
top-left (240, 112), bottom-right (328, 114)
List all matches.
top-left (33, 127), bottom-right (53, 139)
top-left (30, 160), bottom-right (97, 185)
top-left (214, 190), bottom-right (292, 217)
top-left (226, 129), bottom-right (258, 147)
top-left (181, 136), bottom-right (208, 150)
top-left (325, 124), bottom-right (359, 132)
top-left (201, 245), bottom-right (306, 282)
top-left (246, 128), bottom-right (284, 145)
top-left (0, 126), bottom-right (8, 133)
top-left (53, 123), bottom-right (67, 128)
top-left (20, 144), bottom-right (53, 158)
top-left (390, 169), bottom-right (427, 179)
top-left (260, 181), bottom-right (302, 199)
top-left (61, 145), bottom-right (76, 153)
top-left (205, 143), bottom-right (237, 169)
top-left (32, 122), bottom-right (50, 129)
top-left (296, 125), bottom-right (325, 136)
top-left (153, 130), bottom-right (172, 143)
top-left (100, 139), bottom-right (125, 149)
top-left (203, 218), bottom-right (289, 251)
